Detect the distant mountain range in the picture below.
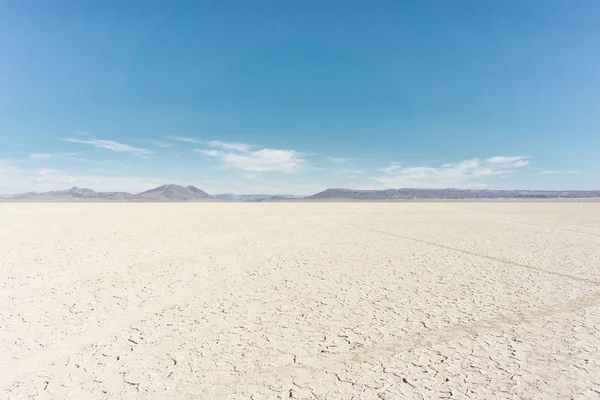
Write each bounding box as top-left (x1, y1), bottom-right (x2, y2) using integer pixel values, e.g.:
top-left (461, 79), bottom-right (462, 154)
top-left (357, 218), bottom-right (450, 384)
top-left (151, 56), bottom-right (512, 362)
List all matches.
top-left (10, 184), bottom-right (211, 202)
top-left (306, 188), bottom-right (600, 200)
top-left (5, 184), bottom-right (301, 202)
top-left (3, 185), bottom-right (600, 202)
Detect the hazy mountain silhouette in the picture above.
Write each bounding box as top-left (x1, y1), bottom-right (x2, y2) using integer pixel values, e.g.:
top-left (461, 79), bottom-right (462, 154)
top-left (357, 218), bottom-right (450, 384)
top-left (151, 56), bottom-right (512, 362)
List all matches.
top-left (7, 185), bottom-right (600, 202)
top-left (136, 184), bottom-right (212, 201)
top-left (306, 188), bottom-right (600, 200)
top-left (11, 184), bottom-right (211, 202)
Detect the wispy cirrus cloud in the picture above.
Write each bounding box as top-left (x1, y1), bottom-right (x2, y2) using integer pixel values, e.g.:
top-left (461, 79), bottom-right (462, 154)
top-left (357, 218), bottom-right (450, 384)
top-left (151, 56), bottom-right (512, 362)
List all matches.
top-left (537, 170), bottom-right (580, 175)
top-left (376, 156), bottom-right (530, 187)
top-left (168, 137), bottom-right (253, 151)
top-left (63, 137), bottom-right (154, 155)
top-left (486, 156), bottom-right (530, 167)
top-left (207, 140), bottom-right (253, 152)
top-left (195, 149), bottom-right (221, 157)
top-left (167, 136), bottom-right (202, 144)
top-left (25, 151), bottom-right (85, 162)
top-left (195, 140), bottom-right (305, 173)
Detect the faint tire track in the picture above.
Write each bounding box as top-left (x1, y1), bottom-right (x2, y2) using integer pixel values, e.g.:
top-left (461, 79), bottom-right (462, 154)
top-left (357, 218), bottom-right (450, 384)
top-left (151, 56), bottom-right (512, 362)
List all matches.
top-left (319, 217), bottom-right (600, 286)
top-left (463, 213), bottom-right (600, 238)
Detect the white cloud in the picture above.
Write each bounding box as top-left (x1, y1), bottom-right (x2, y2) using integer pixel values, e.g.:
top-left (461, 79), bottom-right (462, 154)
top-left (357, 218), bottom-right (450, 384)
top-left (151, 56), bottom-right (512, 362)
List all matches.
top-left (64, 138), bottom-right (154, 155)
top-left (208, 140), bottom-right (253, 152)
top-left (222, 149), bottom-right (304, 173)
top-left (538, 170), bottom-right (580, 175)
top-left (195, 149), bottom-right (222, 157)
top-left (167, 136), bottom-right (202, 144)
top-left (376, 156), bottom-right (531, 187)
top-left (195, 139), bottom-right (305, 173)
top-left (485, 156), bottom-right (530, 166)
top-left (458, 159), bottom-right (480, 169)
top-left (29, 153), bottom-right (55, 160)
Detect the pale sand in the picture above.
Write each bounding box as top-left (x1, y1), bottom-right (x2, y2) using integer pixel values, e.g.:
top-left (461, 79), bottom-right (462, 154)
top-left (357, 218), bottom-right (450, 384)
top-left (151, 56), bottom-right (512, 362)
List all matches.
top-left (1, 203), bottom-right (600, 399)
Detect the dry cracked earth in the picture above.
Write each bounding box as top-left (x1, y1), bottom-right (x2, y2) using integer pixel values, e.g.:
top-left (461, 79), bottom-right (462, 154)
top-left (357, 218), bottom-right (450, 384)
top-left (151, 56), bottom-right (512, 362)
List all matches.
top-left (1, 202), bottom-right (600, 399)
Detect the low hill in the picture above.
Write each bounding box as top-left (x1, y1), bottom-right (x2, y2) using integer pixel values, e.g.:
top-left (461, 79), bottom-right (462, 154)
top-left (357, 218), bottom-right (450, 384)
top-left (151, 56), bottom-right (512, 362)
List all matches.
top-left (306, 188), bottom-right (600, 200)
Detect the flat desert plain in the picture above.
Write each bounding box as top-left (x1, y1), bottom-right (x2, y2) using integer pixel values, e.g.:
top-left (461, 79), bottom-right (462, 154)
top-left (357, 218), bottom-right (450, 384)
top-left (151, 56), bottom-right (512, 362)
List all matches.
top-left (1, 202), bottom-right (600, 399)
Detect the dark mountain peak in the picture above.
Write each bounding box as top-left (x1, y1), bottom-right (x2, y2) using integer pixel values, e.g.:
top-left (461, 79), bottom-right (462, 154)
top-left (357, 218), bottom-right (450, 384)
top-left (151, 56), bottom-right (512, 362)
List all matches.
top-left (140, 184), bottom-right (178, 193)
top-left (186, 185), bottom-right (208, 194)
top-left (137, 184), bottom-right (212, 200)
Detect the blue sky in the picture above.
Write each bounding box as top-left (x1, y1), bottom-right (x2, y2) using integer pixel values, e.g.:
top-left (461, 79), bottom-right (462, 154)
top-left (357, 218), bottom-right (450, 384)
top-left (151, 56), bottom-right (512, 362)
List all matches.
top-left (1, 1), bottom-right (599, 194)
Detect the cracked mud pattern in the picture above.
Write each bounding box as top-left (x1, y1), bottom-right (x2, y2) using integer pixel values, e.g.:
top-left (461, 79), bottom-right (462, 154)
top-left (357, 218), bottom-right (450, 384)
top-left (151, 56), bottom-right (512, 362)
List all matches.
top-left (1, 203), bottom-right (600, 399)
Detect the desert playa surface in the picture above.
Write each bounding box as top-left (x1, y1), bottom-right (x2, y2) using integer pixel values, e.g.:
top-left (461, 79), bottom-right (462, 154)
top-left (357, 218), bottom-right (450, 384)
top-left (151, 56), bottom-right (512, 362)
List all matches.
top-left (1, 202), bottom-right (600, 399)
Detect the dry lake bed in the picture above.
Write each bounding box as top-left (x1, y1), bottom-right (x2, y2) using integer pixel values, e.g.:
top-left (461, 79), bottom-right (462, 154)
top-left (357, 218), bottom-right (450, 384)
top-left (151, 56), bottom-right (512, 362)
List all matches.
top-left (1, 202), bottom-right (600, 399)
